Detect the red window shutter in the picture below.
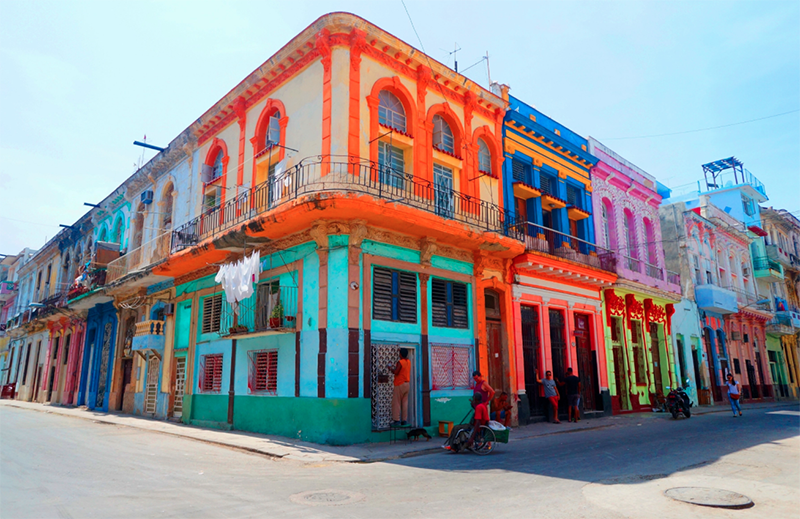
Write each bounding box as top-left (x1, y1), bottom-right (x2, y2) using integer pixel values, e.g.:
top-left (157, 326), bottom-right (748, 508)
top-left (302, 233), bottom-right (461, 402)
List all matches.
top-left (267, 351), bottom-right (278, 394)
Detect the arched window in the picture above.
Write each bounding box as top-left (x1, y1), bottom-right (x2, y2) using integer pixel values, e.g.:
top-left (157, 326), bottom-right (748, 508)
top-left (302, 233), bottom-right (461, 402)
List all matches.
top-left (477, 139), bottom-right (491, 174)
top-left (643, 218), bottom-right (657, 264)
top-left (111, 217), bottom-right (123, 245)
top-left (624, 209), bottom-right (638, 259)
top-left (212, 149), bottom-right (224, 180)
top-left (601, 199), bottom-right (615, 250)
top-left (378, 91), bottom-right (406, 132)
top-left (432, 115), bottom-right (454, 154)
top-left (267, 111), bottom-right (281, 147)
top-left (161, 183), bottom-right (175, 230)
top-left (97, 227), bottom-right (107, 242)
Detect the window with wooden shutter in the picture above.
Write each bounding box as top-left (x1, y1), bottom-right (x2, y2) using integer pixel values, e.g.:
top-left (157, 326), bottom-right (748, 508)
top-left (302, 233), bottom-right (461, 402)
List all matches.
top-left (372, 267), bottom-right (417, 323)
top-left (200, 353), bottom-right (223, 393)
top-left (567, 184), bottom-right (581, 208)
top-left (248, 349), bottom-right (278, 394)
top-left (431, 278), bottom-right (468, 329)
top-left (431, 344), bottom-right (471, 389)
top-left (540, 172), bottom-right (557, 197)
top-left (512, 159), bottom-right (527, 183)
top-left (201, 294), bottom-right (222, 334)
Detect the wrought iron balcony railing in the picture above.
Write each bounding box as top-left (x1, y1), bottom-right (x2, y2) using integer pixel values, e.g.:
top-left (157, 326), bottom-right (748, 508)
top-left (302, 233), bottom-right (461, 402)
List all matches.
top-left (667, 271), bottom-right (681, 285)
top-left (220, 285), bottom-right (298, 336)
top-left (752, 256), bottom-right (782, 274)
top-left (514, 221), bottom-right (616, 273)
top-left (172, 157), bottom-right (521, 253)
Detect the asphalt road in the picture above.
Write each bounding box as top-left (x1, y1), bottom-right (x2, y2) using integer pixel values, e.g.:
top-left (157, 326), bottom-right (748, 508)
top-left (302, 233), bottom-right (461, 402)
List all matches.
top-left (1, 405), bottom-right (798, 519)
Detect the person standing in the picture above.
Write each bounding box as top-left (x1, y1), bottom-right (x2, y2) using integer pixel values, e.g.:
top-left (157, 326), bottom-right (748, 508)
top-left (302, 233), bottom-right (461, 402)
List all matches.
top-left (563, 368), bottom-right (582, 422)
top-left (389, 348), bottom-right (411, 426)
top-left (726, 373), bottom-right (742, 417)
top-left (471, 371), bottom-right (495, 411)
top-left (536, 369), bottom-right (560, 423)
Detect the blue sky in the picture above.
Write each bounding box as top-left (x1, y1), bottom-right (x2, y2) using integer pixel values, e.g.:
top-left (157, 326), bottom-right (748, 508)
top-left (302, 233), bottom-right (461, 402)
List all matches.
top-left (1, 0), bottom-right (798, 253)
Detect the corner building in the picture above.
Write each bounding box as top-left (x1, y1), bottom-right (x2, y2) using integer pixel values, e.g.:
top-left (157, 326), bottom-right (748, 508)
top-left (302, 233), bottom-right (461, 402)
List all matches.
top-left (500, 93), bottom-right (617, 423)
top-left (150, 13), bottom-right (522, 444)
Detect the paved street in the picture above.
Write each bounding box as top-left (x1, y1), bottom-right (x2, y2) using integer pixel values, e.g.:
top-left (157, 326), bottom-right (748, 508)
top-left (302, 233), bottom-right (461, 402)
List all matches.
top-left (1, 404), bottom-right (798, 519)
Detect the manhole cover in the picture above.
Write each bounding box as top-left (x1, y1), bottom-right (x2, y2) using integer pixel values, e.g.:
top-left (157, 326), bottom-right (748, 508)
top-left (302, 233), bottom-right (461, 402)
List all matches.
top-left (665, 487), bottom-right (754, 509)
top-left (289, 489), bottom-right (365, 507)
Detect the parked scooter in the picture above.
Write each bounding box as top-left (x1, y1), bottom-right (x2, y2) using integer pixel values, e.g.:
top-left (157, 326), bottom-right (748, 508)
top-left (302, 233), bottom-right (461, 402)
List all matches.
top-left (666, 386), bottom-right (693, 419)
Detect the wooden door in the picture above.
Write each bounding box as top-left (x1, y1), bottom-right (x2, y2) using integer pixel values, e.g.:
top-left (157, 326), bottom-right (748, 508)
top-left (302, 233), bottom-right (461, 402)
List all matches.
top-left (145, 356), bottom-right (160, 415)
top-left (649, 323), bottom-right (664, 396)
top-left (173, 357), bottom-right (186, 418)
top-left (548, 310), bottom-right (566, 380)
top-left (487, 321), bottom-right (503, 394)
top-left (613, 346), bottom-right (630, 410)
top-left (521, 306), bottom-right (544, 416)
top-left (574, 314), bottom-right (597, 411)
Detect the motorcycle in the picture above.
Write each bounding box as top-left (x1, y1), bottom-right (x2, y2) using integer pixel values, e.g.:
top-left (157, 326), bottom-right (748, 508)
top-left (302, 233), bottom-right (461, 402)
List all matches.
top-left (666, 386), bottom-right (693, 419)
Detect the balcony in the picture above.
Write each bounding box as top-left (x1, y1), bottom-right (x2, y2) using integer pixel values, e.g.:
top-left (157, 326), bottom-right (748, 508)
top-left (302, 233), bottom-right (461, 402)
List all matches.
top-left (726, 285), bottom-right (761, 307)
top-left (172, 159), bottom-right (520, 253)
top-left (752, 255), bottom-right (783, 282)
top-left (131, 319), bottom-right (166, 355)
top-left (517, 222), bottom-right (616, 274)
top-left (694, 284), bottom-right (738, 315)
top-left (0, 281), bottom-right (17, 302)
top-left (766, 244), bottom-right (793, 269)
top-left (106, 232), bottom-right (172, 285)
top-left (766, 315), bottom-right (796, 336)
top-left (667, 271), bottom-right (681, 285)
top-left (220, 286), bottom-right (298, 336)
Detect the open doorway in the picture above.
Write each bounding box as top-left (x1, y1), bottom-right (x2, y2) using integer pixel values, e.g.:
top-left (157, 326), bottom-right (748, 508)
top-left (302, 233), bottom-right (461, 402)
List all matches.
top-left (370, 343), bottom-right (418, 430)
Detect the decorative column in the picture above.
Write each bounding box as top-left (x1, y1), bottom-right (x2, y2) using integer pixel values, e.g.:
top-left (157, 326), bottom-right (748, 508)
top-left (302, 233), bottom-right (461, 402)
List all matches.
top-left (347, 29), bottom-right (367, 171)
top-left (315, 29), bottom-right (332, 175)
top-left (418, 272), bottom-right (431, 426)
top-left (233, 96), bottom-right (247, 186)
top-left (310, 221), bottom-right (329, 398)
top-left (347, 220), bottom-right (367, 398)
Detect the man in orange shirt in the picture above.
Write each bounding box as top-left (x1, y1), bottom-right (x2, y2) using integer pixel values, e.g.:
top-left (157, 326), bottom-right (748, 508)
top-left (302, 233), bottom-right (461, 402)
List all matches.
top-left (466, 393), bottom-right (490, 448)
top-left (389, 348), bottom-right (411, 426)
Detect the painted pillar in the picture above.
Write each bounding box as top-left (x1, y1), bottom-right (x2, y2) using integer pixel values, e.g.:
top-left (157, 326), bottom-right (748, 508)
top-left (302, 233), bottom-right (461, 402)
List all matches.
top-left (593, 310), bottom-right (609, 388)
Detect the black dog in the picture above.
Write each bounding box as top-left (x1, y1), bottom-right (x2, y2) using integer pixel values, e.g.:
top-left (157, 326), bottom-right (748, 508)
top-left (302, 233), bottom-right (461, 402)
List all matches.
top-left (406, 428), bottom-right (432, 441)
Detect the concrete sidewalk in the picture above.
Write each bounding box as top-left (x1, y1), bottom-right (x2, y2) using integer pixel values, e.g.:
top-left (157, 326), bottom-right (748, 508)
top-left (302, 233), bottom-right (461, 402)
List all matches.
top-left (1, 399), bottom-right (795, 463)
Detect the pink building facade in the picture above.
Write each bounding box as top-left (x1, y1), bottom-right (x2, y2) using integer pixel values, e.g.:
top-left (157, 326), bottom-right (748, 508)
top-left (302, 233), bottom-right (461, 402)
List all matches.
top-left (589, 139), bottom-right (682, 413)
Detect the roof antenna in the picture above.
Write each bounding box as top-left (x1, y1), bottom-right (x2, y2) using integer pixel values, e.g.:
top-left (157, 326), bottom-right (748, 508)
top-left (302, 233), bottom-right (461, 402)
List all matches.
top-left (485, 51), bottom-right (491, 84)
top-left (448, 42), bottom-right (462, 73)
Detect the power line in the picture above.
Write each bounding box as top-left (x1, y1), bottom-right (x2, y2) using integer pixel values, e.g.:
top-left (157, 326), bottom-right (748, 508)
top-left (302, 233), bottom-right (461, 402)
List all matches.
top-left (600, 109), bottom-right (800, 141)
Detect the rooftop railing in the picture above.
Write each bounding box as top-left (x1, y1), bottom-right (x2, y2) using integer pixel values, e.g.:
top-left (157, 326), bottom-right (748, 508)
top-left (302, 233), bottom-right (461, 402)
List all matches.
top-left (172, 157), bottom-right (521, 253)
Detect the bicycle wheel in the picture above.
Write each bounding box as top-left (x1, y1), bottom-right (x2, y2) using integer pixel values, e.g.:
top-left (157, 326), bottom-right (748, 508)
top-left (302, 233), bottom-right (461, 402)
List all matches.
top-left (471, 426), bottom-right (496, 456)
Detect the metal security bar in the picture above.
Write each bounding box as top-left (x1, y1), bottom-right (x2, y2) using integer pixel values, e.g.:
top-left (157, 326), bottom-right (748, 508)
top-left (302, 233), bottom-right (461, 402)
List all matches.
top-left (172, 157), bottom-right (522, 253)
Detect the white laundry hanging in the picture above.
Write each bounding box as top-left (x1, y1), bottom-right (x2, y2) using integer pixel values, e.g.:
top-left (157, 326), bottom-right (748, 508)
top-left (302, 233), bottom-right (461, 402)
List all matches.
top-left (215, 251), bottom-right (261, 315)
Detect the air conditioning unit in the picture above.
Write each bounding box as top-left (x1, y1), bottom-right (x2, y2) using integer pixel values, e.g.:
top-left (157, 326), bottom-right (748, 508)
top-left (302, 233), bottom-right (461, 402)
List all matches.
top-left (164, 303), bottom-right (175, 316)
top-left (730, 331), bottom-right (741, 341)
top-left (141, 190), bottom-right (154, 205)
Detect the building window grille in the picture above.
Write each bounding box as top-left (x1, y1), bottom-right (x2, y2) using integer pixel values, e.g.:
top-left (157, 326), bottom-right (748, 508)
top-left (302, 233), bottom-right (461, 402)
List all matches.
top-left (212, 150), bottom-right (224, 180)
top-left (267, 111), bottom-right (281, 147)
top-left (372, 268), bottom-right (417, 323)
top-left (566, 185), bottom-right (581, 208)
top-left (378, 90), bottom-right (407, 132)
top-left (201, 294), bottom-right (223, 335)
top-left (432, 115), bottom-right (455, 154)
top-left (431, 344), bottom-right (471, 390)
top-left (431, 279), bottom-right (468, 329)
top-left (378, 141), bottom-right (406, 189)
top-left (540, 173), bottom-right (556, 196)
top-left (200, 354), bottom-right (223, 393)
top-left (247, 349), bottom-right (278, 394)
top-left (477, 139), bottom-right (491, 174)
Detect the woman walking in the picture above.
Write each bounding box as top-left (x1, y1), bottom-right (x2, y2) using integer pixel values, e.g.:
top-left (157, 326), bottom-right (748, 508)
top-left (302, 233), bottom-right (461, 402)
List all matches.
top-left (726, 373), bottom-right (742, 417)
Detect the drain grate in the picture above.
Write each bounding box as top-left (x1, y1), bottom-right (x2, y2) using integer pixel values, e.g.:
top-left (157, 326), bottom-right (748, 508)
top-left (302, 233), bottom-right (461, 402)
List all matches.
top-left (665, 487), bottom-right (753, 509)
top-left (289, 489), bottom-right (366, 507)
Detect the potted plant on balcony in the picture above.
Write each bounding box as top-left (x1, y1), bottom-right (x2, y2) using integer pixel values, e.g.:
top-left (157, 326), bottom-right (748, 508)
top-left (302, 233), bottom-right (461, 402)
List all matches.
top-left (269, 301), bottom-right (284, 329)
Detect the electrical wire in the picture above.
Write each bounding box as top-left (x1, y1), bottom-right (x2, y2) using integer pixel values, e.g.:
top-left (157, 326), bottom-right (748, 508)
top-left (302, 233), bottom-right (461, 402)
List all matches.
top-left (600, 109), bottom-right (799, 141)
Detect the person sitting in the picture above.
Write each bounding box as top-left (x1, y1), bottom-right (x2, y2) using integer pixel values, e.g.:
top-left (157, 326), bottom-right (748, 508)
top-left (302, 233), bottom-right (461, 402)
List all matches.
top-left (490, 392), bottom-right (512, 427)
top-left (466, 393), bottom-right (490, 448)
